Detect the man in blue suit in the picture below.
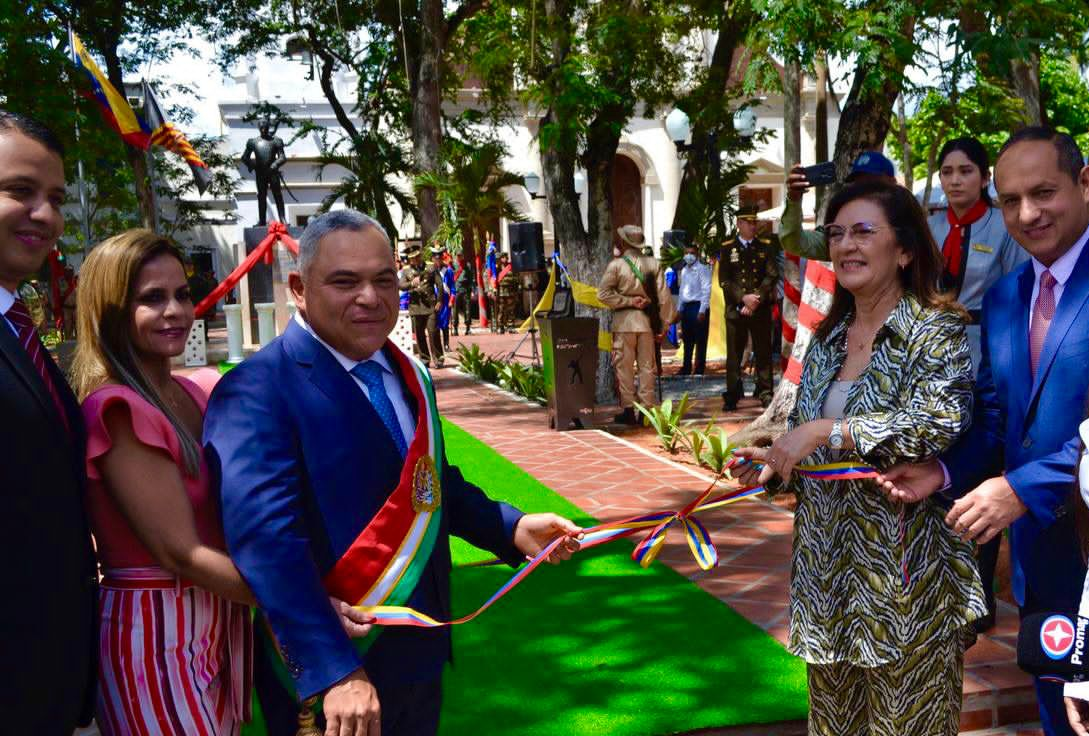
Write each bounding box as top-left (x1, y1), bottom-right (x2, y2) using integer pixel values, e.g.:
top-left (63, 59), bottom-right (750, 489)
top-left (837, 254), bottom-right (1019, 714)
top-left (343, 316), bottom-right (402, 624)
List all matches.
top-left (881, 127), bottom-right (1089, 735)
top-left (204, 209), bottom-right (580, 736)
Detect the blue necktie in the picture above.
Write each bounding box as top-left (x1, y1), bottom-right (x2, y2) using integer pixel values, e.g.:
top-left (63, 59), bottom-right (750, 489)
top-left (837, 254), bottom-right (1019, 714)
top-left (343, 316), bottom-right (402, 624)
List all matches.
top-left (351, 361), bottom-right (408, 457)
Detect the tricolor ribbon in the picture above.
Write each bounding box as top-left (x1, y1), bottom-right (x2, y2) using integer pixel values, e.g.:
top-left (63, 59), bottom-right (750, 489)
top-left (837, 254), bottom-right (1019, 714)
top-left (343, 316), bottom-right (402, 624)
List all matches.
top-left (354, 458), bottom-right (884, 628)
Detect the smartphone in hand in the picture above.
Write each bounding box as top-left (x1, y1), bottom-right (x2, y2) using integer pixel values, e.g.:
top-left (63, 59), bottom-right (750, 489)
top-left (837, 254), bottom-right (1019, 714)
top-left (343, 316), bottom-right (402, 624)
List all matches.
top-left (801, 161), bottom-right (837, 186)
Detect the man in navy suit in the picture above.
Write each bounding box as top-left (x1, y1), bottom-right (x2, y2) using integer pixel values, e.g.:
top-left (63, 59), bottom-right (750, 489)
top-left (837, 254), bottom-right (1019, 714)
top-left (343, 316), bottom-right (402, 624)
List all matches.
top-left (204, 209), bottom-right (580, 736)
top-left (0, 111), bottom-right (97, 734)
top-left (881, 127), bottom-right (1089, 735)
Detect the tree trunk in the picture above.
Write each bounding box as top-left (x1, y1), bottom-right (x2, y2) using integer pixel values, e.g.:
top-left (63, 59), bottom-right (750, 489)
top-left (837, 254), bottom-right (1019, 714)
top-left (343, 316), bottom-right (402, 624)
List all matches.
top-left (815, 55), bottom-right (829, 162)
top-left (831, 18), bottom-right (916, 183)
top-left (731, 60), bottom-right (802, 444)
top-left (670, 4), bottom-right (752, 239)
top-left (921, 130), bottom-right (944, 215)
top-left (409, 0), bottom-right (445, 248)
top-left (783, 61), bottom-right (802, 171)
top-left (539, 0), bottom-right (619, 402)
top-left (897, 94), bottom-right (913, 191)
top-left (1011, 53), bottom-right (1044, 126)
top-left (814, 53), bottom-right (829, 212)
top-left (101, 42), bottom-right (154, 228)
top-left (539, 106), bottom-right (617, 401)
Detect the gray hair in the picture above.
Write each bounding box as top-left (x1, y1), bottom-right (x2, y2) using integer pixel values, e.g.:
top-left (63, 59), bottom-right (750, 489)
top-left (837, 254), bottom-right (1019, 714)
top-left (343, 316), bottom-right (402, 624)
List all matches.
top-left (298, 209), bottom-right (390, 275)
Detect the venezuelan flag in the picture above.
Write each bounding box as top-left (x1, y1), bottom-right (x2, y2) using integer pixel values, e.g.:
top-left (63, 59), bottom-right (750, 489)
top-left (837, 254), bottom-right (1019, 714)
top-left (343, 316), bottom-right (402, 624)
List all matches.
top-left (71, 33), bottom-right (150, 149)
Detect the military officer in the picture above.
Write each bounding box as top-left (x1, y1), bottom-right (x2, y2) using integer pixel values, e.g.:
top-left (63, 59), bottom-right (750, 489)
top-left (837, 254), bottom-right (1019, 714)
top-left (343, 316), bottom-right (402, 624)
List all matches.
top-left (493, 252), bottom-right (518, 333)
top-left (718, 205), bottom-right (780, 410)
top-left (597, 224), bottom-right (675, 425)
top-left (398, 245), bottom-right (446, 367)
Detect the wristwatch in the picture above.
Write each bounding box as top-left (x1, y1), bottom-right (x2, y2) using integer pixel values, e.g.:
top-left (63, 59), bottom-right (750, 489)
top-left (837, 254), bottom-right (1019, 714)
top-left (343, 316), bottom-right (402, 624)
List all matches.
top-left (829, 419), bottom-right (845, 450)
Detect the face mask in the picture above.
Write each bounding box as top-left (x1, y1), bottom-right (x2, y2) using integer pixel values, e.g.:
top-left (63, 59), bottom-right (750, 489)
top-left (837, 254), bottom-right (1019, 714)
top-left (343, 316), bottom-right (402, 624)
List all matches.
top-left (683, 253), bottom-right (697, 265)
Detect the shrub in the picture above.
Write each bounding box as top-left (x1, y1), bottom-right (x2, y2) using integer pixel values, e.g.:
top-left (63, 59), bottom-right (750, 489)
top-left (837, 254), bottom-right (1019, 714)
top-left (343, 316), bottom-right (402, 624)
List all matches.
top-left (698, 426), bottom-right (735, 475)
top-left (456, 344), bottom-right (545, 404)
top-left (633, 393), bottom-right (691, 453)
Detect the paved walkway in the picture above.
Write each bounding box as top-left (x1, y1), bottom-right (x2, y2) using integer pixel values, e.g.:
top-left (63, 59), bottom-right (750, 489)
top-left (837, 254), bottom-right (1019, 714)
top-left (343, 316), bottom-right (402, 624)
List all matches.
top-left (433, 365), bottom-right (1040, 735)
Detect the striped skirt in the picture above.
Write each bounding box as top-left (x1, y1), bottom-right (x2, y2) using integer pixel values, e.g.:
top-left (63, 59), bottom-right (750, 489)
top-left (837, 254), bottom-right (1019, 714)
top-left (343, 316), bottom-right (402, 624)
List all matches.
top-left (97, 568), bottom-right (253, 736)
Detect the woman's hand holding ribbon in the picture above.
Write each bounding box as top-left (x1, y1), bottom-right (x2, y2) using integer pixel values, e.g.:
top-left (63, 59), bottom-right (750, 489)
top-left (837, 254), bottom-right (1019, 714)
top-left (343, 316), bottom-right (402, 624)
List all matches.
top-left (736, 422), bottom-right (825, 485)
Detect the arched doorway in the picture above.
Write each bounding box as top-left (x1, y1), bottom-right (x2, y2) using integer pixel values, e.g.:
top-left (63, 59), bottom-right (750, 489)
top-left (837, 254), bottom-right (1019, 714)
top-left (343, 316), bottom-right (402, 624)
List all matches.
top-left (611, 154), bottom-right (642, 250)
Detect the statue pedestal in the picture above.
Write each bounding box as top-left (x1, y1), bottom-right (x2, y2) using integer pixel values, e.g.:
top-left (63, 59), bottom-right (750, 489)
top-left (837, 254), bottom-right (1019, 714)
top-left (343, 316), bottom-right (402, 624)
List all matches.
top-left (237, 224), bottom-right (304, 350)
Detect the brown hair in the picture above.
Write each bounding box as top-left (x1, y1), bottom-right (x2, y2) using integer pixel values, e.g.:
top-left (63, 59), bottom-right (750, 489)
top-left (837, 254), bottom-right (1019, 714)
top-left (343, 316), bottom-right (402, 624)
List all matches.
top-left (71, 229), bottom-right (200, 475)
top-left (815, 180), bottom-right (968, 340)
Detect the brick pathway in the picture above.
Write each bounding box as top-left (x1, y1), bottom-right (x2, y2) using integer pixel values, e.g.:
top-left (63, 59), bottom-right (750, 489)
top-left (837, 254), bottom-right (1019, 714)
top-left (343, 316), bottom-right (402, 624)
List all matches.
top-left (433, 364), bottom-right (1040, 735)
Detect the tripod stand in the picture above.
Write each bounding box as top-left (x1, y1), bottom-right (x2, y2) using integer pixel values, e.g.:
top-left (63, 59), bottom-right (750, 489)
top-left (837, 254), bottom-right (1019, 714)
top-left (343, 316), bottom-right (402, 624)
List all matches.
top-left (506, 326), bottom-right (541, 366)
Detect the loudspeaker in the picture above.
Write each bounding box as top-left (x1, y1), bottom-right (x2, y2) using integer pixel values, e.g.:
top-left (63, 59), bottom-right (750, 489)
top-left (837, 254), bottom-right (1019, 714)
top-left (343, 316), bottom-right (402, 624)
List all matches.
top-left (509, 222), bottom-right (546, 272)
top-left (662, 229), bottom-right (688, 249)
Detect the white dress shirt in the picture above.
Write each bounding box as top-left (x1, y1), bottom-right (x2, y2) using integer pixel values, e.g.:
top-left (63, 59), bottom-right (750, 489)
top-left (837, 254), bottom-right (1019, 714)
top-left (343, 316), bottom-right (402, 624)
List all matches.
top-left (0, 284), bottom-right (17, 335)
top-left (678, 260), bottom-right (712, 313)
top-left (294, 312), bottom-right (415, 445)
top-left (1030, 223), bottom-right (1089, 316)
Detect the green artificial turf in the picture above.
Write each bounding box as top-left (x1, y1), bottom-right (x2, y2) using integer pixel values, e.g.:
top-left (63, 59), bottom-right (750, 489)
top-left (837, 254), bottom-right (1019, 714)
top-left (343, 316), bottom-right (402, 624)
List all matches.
top-left (439, 419), bottom-right (808, 736)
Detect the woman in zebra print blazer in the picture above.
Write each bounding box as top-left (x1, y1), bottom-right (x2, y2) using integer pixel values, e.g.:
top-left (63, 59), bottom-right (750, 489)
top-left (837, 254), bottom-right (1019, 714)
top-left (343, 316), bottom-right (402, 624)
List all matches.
top-left (736, 180), bottom-right (986, 735)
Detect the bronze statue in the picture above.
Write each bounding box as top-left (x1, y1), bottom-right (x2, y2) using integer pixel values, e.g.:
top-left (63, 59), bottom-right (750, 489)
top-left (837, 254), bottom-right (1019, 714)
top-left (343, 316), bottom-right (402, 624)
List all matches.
top-left (241, 116), bottom-right (287, 225)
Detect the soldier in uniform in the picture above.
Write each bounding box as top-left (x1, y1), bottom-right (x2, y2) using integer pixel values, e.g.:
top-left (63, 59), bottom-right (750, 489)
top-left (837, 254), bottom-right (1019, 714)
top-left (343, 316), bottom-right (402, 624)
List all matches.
top-left (398, 246), bottom-right (446, 368)
top-left (452, 253), bottom-right (475, 335)
top-left (718, 205), bottom-right (780, 410)
top-left (597, 224), bottom-right (675, 425)
top-left (496, 252), bottom-right (520, 333)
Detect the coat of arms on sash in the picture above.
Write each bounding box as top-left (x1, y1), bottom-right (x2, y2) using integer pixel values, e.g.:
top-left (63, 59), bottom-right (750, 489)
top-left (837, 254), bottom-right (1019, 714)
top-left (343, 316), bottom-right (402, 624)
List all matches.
top-left (412, 455), bottom-right (441, 512)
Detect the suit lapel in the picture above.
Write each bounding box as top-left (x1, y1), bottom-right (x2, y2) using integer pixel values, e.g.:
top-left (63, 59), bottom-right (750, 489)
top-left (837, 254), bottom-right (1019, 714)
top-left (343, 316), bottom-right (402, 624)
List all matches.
top-left (284, 321), bottom-right (407, 461)
top-left (1029, 244), bottom-right (1089, 409)
top-left (0, 320), bottom-right (67, 430)
top-left (1009, 266), bottom-right (1035, 422)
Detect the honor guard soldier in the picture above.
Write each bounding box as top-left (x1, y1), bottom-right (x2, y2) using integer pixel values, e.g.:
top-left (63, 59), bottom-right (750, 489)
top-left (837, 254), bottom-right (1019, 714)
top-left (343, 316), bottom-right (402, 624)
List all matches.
top-left (598, 224), bottom-right (676, 425)
top-left (496, 252), bottom-right (520, 333)
top-left (719, 205), bottom-right (780, 410)
top-left (398, 245), bottom-right (445, 367)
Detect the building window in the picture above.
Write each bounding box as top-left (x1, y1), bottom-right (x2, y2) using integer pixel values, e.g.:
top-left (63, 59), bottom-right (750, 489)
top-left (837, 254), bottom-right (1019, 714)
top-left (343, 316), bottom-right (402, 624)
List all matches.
top-left (739, 187), bottom-right (774, 213)
top-left (296, 214), bottom-right (311, 227)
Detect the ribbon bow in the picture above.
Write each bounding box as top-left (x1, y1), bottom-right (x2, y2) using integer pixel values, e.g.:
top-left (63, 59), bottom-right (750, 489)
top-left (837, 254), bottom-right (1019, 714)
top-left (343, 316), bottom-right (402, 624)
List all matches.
top-left (194, 221), bottom-right (300, 317)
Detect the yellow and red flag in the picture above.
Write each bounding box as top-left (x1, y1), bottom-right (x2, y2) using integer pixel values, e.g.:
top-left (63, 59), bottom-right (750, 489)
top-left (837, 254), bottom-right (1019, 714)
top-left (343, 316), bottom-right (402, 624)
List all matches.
top-left (142, 82), bottom-right (211, 194)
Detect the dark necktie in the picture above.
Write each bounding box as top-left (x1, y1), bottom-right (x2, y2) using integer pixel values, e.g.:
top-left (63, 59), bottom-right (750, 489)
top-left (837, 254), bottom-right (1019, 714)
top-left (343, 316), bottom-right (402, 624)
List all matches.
top-left (351, 360), bottom-right (408, 457)
top-left (6, 298), bottom-right (70, 431)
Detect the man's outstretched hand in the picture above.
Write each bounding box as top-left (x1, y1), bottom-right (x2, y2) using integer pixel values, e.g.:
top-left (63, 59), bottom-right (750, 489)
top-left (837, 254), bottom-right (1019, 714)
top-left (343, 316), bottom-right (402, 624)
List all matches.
top-left (875, 460), bottom-right (945, 504)
top-left (514, 513), bottom-right (583, 563)
top-left (945, 476), bottom-right (1027, 544)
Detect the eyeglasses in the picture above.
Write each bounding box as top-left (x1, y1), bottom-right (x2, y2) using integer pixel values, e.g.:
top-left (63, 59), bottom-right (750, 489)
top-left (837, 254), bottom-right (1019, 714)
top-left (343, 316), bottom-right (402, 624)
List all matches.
top-left (823, 222), bottom-right (888, 246)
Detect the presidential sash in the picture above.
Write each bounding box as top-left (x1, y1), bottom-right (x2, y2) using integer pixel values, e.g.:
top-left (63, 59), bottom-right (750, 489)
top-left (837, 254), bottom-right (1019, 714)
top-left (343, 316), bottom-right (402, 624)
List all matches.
top-left (266, 340), bottom-right (444, 706)
top-left (321, 341), bottom-right (444, 622)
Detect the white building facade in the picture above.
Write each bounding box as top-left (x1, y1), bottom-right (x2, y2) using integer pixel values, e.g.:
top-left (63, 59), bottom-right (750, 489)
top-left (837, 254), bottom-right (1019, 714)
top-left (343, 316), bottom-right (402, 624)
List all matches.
top-left (174, 49), bottom-right (846, 281)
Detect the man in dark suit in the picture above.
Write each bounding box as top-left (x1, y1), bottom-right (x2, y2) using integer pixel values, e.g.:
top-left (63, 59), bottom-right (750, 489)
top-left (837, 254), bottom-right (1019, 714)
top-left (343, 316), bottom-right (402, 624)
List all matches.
top-left (880, 127), bottom-right (1089, 736)
top-left (204, 209), bottom-right (580, 736)
top-left (0, 111), bottom-right (97, 733)
top-left (718, 205), bottom-right (780, 410)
